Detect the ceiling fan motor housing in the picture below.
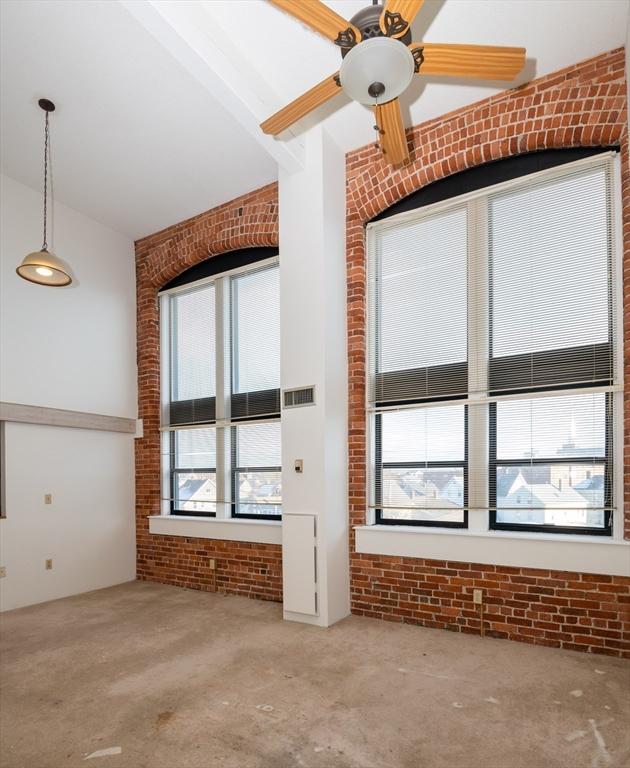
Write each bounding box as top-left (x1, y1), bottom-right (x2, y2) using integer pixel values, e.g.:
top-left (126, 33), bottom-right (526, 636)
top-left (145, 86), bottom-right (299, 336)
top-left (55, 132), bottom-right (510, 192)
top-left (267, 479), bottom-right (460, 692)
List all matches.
top-left (340, 4), bottom-right (412, 58)
top-left (339, 4), bottom-right (415, 106)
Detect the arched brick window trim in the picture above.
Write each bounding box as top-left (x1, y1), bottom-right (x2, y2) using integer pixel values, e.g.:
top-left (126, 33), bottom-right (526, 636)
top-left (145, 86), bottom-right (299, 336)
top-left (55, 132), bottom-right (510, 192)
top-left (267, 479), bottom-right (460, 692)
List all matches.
top-left (134, 183), bottom-right (282, 600)
top-left (345, 49), bottom-right (630, 655)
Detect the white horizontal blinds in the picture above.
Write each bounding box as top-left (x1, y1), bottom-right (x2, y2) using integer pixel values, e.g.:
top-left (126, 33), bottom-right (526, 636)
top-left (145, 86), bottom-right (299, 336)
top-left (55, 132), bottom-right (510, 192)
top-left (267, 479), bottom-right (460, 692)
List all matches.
top-left (169, 284), bottom-right (216, 426)
top-left (488, 163), bottom-right (613, 394)
top-left (368, 152), bottom-right (617, 533)
top-left (370, 205), bottom-right (468, 405)
top-left (377, 406), bottom-right (466, 524)
top-left (492, 392), bottom-right (611, 529)
top-left (166, 427), bottom-right (217, 515)
top-left (231, 264), bottom-right (281, 419)
top-left (233, 421), bottom-right (281, 517)
top-left (161, 255), bottom-right (282, 520)
top-left (487, 158), bottom-right (615, 532)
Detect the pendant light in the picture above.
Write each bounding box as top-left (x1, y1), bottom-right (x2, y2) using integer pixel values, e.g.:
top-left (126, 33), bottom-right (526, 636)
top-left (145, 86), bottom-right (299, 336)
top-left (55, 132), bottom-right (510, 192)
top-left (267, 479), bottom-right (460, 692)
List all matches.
top-left (16, 99), bottom-right (72, 287)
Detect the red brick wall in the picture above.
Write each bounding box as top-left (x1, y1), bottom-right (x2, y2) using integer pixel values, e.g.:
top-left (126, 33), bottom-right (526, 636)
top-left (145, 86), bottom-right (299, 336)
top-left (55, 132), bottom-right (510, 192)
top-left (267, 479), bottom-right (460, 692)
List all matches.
top-left (135, 183), bottom-right (282, 602)
top-left (134, 49), bottom-right (630, 653)
top-left (346, 48), bottom-right (630, 657)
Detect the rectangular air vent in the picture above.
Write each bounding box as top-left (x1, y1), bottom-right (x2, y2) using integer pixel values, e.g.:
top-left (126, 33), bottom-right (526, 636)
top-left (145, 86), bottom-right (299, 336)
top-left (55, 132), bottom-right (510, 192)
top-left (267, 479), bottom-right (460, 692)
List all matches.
top-left (283, 386), bottom-right (315, 409)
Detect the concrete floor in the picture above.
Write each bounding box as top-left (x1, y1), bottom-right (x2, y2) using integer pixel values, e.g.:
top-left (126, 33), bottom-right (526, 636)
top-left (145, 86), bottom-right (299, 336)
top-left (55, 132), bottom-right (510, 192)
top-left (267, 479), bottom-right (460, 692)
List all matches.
top-left (1, 582), bottom-right (628, 768)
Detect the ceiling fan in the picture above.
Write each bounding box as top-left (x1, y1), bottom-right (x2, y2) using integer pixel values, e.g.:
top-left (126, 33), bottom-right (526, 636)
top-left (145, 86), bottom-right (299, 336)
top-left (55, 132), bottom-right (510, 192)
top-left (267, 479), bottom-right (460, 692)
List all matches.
top-left (261, 0), bottom-right (526, 167)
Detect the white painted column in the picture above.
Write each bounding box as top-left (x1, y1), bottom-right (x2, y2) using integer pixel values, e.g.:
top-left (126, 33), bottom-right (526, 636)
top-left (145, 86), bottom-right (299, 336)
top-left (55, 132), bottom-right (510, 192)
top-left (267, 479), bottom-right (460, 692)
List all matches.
top-left (279, 126), bottom-right (349, 627)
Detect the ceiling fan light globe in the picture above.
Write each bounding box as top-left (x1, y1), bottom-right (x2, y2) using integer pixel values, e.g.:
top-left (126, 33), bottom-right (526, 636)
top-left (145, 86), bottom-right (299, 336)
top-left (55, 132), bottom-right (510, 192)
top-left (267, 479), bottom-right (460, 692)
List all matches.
top-left (339, 37), bottom-right (415, 106)
top-left (16, 249), bottom-right (72, 286)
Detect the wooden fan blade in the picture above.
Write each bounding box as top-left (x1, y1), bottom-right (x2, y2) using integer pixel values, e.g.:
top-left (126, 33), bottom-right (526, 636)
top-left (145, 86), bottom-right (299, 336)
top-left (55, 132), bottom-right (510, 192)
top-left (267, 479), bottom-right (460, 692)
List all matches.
top-left (261, 72), bottom-right (342, 135)
top-left (413, 42), bottom-right (526, 81)
top-left (374, 98), bottom-right (409, 167)
top-left (268, 0), bottom-right (360, 47)
top-left (379, 0), bottom-right (425, 38)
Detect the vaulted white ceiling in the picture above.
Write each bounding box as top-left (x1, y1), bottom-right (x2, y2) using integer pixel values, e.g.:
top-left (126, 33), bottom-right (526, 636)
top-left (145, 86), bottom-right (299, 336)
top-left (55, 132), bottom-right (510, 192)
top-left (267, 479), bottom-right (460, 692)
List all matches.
top-left (1, 0), bottom-right (627, 239)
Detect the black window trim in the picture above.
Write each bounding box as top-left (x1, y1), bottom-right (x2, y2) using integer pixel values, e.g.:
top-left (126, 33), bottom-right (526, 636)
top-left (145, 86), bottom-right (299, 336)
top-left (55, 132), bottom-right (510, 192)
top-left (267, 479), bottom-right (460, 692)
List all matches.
top-left (163, 248), bottom-right (282, 520)
top-left (374, 409), bottom-right (469, 529)
top-left (169, 431), bottom-right (217, 517)
top-left (488, 396), bottom-right (613, 536)
top-left (230, 425), bottom-right (282, 521)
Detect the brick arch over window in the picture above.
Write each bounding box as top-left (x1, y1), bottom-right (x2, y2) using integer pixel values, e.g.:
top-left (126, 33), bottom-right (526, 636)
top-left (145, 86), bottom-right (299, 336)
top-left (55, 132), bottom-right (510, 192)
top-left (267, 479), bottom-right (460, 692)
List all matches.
top-left (134, 182), bottom-right (281, 599)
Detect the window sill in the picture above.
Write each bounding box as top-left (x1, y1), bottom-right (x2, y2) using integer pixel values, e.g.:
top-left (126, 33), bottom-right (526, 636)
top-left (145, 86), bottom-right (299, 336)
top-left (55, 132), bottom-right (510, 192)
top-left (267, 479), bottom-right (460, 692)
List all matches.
top-left (354, 524), bottom-right (630, 577)
top-left (148, 515), bottom-right (282, 545)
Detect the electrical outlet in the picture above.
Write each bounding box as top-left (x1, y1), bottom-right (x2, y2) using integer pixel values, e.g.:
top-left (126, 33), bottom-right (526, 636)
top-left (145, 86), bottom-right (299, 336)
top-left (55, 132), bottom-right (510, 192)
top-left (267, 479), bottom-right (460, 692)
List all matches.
top-left (45, 559), bottom-right (53, 570)
top-left (0, 566), bottom-right (6, 578)
top-left (208, 559), bottom-right (216, 570)
top-left (473, 589), bottom-right (483, 605)
top-left (44, 494), bottom-right (52, 505)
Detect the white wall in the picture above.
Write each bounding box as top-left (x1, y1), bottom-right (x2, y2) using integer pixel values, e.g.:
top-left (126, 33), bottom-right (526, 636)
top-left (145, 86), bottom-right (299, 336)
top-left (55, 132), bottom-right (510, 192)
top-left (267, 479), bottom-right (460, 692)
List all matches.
top-left (0, 174), bottom-right (137, 611)
top-left (279, 127), bottom-right (349, 626)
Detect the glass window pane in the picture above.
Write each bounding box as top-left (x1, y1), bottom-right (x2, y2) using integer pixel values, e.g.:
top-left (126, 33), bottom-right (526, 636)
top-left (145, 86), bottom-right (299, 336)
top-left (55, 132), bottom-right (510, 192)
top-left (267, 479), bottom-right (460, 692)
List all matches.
top-left (174, 428), bottom-right (216, 469)
top-left (171, 285), bottom-right (215, 401)
top-left (234, 423), bottom-right (281, 516)
top-left (377, 206), bottom-right (467, 372)
top-left (175, 471), bottom-right (216, 514)
top-left (236, 422), bottom-right (281, 468)
top-left (490, 169), bottom-right (609, 358)
top-left (381, 406), bottom-right (465, 464)
top-left (233, 266), bottom-right (280, 393)
top-left (381, 467), bottom-right (465, 524)
top-left (172, 428), bottom-right (216, 514)
top-left (495, 393), bottom-right (606, 461)
top-left (496, 463), bottom-right (606, 528)
top-left (236, 471), bottom-right (282, 516)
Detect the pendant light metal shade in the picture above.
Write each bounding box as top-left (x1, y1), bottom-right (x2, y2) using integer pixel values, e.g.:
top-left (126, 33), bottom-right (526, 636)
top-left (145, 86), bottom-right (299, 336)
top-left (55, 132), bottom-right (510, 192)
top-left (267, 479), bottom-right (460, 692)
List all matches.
top-left (17, 98), bottom-right (73, 287)
top-left (16, 248), bottom-right (72, 286)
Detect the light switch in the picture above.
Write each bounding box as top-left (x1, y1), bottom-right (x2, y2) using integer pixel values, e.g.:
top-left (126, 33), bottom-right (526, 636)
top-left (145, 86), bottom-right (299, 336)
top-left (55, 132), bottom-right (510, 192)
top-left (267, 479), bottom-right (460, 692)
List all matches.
top-left (44, 494), bottom-right (52, 505)
top-left (294, 459), bottom-right (303, 474)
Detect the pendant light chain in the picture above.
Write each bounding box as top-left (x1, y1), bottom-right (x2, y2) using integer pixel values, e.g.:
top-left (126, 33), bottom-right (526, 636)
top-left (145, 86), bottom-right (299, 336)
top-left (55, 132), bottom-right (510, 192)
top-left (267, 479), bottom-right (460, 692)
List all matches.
top-left (42, 109), bottom-right (49, 251)
top-left (373, 94), bottom-right (383, 151)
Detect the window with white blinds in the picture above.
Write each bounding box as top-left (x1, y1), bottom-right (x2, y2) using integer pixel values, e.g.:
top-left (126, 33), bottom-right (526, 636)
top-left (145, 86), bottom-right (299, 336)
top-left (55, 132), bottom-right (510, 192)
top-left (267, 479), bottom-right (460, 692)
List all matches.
top-left (160, 255), bottom-right (281, 519)
top-left (171, 427), bottom-right (217, 516)
top-left (376, 406), bottom-right (467, 526)
top-left (231, 422), bottom-right (282, 518)
top-left (169, 284), bottom-right (216, 426)
top-left (367, 152), bottom-right (620, 534)
top-left (489, 166), bottom-right (612, 394)
top-left (373, 205), bottom-right (468, 405)
top-left (231, 265), bottom-right (281, 420)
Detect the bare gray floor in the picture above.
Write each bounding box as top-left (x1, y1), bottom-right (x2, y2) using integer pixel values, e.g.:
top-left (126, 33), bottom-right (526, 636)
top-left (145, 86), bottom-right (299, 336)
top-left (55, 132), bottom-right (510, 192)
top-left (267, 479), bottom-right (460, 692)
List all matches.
top-left (1, 582), bottom-right (628, 768)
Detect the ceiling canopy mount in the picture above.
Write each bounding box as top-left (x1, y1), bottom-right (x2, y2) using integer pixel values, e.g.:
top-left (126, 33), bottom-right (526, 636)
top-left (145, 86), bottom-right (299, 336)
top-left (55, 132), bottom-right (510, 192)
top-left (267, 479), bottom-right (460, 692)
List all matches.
top-left (37, 98), bottom-right (56, 113)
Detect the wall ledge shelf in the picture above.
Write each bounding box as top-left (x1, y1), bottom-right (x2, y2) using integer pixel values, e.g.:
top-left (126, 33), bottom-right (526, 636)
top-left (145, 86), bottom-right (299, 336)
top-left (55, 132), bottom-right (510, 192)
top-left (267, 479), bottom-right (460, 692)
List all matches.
top-left (354, 524), bottom-right (630, 577)
top-left (0, 402), bottom-right (138, 434)
top-left (148, 514), bottom-right (282, 544)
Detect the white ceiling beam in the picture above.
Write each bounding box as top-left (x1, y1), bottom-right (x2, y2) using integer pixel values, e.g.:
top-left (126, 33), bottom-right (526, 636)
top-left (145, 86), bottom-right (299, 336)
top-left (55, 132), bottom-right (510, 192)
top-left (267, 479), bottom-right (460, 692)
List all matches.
top-left (120, 0), bottom-right (304, 173)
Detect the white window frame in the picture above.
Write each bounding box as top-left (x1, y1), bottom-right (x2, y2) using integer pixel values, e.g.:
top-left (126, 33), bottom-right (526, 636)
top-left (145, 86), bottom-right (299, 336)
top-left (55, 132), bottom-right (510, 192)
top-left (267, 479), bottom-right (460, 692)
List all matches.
top-left (153, 256), bottom-right (282, 544)
top-left (360, 153), bottom-right (629, 576)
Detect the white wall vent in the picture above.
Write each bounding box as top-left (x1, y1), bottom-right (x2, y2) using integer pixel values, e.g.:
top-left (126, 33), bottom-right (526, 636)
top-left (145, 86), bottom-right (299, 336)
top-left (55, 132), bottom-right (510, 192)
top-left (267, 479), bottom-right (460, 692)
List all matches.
top-left (283, 386), bottom-right (315, 409)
